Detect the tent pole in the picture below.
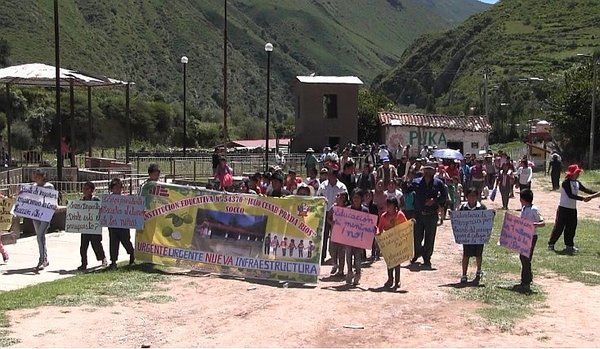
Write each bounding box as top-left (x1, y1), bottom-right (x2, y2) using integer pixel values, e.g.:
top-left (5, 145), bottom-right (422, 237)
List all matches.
top-left (87, 86), bottom-right (92, 157)
top-left (5, 84), bottom-right (11, 168)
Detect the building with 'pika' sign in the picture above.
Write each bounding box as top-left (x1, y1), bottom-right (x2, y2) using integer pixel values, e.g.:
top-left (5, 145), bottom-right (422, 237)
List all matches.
top-left (378, 112), bottom-right (492, 157)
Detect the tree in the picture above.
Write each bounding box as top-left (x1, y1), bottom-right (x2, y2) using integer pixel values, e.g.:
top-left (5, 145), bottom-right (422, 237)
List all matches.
top-left (358, 89), bottom-right (395, 144)
top-left (0, 38), bottom-right (10, 68)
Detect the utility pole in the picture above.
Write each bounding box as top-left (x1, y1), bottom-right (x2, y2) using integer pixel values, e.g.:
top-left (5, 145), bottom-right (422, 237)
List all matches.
top-left (222, 0), bottom-right (229, 141)
top-left (590, 55), bottom-right (597, 169)
top-left (54, 0), bottom-right (63, 180)
top-left (483, 67), bottom-right (490, 117)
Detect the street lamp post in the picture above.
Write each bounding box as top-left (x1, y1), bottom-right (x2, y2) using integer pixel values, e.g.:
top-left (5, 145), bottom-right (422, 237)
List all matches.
top-left (54, 0), bottom-right (63, 180)
top-left (181, 56), bottom-right (188, 157)
top-left (577, 53), bottom-right (598, 169)
top-left (264, 42), bottom-right (273, 172)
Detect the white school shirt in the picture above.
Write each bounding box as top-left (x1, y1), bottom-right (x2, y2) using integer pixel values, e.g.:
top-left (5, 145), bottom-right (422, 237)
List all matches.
top-left (517, 166), bottom-right (532, 185)
top-left (316, 179), bottom-right (348, 211)
top-left (520, 205), bottom-right (543, 236)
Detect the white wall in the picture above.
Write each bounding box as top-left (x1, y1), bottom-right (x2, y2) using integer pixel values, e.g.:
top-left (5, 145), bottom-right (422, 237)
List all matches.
top-left (383, 126), bottom-right (489, 157)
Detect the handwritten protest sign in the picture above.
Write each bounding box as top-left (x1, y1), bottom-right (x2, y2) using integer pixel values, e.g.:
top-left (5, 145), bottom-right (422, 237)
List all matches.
top-left (100, 194), bottom-right (145, 229)
top-left (10, 184), bottom-right (58, 222)
top-left (499, 213), bottom-right (535, 256)
top-left (450, 209), bottom-right (495, 244)
top-left (66, 200), bottom-right (102, 234)
top-left (0, 197), bottom-right (16, 231)
top-left (375, 220), bottom-right (414, 268)
top-left (331, 206), bottom-right (378, 249)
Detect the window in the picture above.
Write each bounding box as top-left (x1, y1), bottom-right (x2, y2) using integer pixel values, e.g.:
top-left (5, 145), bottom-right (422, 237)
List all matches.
top-left (471, 142), bottom-right (479, 149)
top-left (323, 94), bottom-right (338, 119)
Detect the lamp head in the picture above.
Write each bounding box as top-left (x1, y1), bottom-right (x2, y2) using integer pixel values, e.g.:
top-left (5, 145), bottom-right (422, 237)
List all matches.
top-left (181, 56), bottom-right (189, 64)
top-left (265, 43), bottom-right (273, 52)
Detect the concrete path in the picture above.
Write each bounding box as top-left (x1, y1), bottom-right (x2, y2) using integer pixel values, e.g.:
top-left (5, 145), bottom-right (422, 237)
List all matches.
top-left (0, 229), bottom-right (131, 291)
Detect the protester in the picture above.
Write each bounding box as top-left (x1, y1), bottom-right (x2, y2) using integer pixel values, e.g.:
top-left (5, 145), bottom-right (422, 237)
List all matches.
top-left (376, 157), bottom-right (398, 187)
top-left (304, 148), bottom-right (318, 176)
top-left (0, 193), bottom-right (8, 263)
top-left (30, 169), bottom-right (54, 271)
top-left (338, 161), bottom-right (356, 196)
top-left (517, 189), bottom-right (545, 293)
top-left (548, 153), bottom-right (562, 191)
top-left (316, 168), bottom-right (348, 264)
top-left (77, 181), bottom-right (107, 271)
top-left (547, 164), bottom-right (598, 253)
top-left (239, 178), bottom-right (257, 194)
top-left (377, 145), bottom-right (390, 163)
top-left (356, 163), bottom-right (376, 191)
top-left (469, 159), bottom-right (486, 201)
top-left (267, 173), bottom-right (290, 197)
top-left (459, 187), bottom-right (488, 284)
top-left (294, 183), bottom-right (314, 196)
top-left (328, 192), bottom-right (348, 277)
top-left (410, 163), bottom-right (447, 268)
top-left (107, 178), bottom-right (135, 269)
top-left (516, 158), bottom-right (533, 191)
top-left (276, 150), bottom-right (286, 170)
top-left (344, 189), bottom-right (369, 285)
top-left (377, 197), bottom-right (407, 289)
top-left (496, 162), bottom-right (514, 210)
top-left (384, 179), bottom-right (403, 203)
top-left (214, 156), bottom-right (234, 190)
top-left (249, 173), bottom-right (263, 195)
top-left (400, 179), bottom-right (416, 220)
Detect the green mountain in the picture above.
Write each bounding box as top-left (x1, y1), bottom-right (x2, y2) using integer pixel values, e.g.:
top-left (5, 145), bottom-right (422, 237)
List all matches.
top-left (0, 0), bottom-right (489, 125)
top-left (373, 0), bottom-right (599, 119)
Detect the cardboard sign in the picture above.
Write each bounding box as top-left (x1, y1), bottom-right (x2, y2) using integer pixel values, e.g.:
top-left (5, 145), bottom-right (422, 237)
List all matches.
top-left (11, 184), bottom-right (58, 222)
top-left (100, 194), bottom-right (145, 229)
top-left (450, 209), bottom-right (495, 244)
top-left (499, 213), bottom-right (535, 256)
top-left (66, 200), bottom-right (102, 234)
top-left (0, 197), bottom-right (15, 231)
top-left (331, 206), bottom-right (378, 249)
top-left (375, 220), bottom-right (414, 268)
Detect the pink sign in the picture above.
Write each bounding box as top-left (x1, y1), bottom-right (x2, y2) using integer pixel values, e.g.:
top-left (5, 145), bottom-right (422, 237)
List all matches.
top-left (499, 213), bottom-right (535, 256)
top-left (331, 206), bottom-right (378, 249)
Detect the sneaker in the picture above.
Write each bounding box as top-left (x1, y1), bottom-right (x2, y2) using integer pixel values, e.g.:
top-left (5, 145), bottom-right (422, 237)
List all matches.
top-left (384, 279), bottom-right (393, 288)
top-left (35, 260), bottom-right (49, 271)
top-left (101, 258), bottom-right (108, 267)
top-left (129, 255), bottom-right (135, 265)
top-left (565, 246), bottom-right (579, 254)
top-left (108, 263), bottom-right (118, 270)
top-left (547, 244), bottom-right (555, 251)
top-left (392, 283), bottom-right (400, 290)
top-left (460, 275), bottom-right (468, 284)
top-left (77, 265), bottom-right (87, 271)
top-left (330, 266), bottom-right (338, 275)
top-left (410, 257), bottom-right (419, 264)
top-left (422, 262), bottom-right (432, 269)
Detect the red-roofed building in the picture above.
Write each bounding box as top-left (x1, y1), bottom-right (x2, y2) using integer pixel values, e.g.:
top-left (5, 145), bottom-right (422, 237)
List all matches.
top-left (219, 138), bottom-right (290, 150)
top-left (378, 112), bottom-right (492, 156)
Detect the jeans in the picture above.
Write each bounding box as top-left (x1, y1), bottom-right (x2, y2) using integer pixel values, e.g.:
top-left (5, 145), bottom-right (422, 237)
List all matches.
top-left (33, 220), bottom-right (50, 264)
top-left (520, 235), bottom-right (538, 285)
top-left (414, 212), bottom-right (439, 263)
top-left (548, 206), bottom-right (578, 247)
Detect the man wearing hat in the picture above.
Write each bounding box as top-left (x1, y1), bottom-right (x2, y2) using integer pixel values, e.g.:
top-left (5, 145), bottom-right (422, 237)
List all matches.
top-left (305, 148), bottom-right (318, 177)
top-left (548, 164), bottom-right (599, 253)
top-left (376, 157), bottom-right (398, 187)
top-left (410, 162), bottom-right (447, 268)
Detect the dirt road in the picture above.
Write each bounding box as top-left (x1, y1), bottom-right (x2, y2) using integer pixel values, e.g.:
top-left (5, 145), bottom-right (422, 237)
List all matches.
top-left (7, 179), bottom-right (600, 347)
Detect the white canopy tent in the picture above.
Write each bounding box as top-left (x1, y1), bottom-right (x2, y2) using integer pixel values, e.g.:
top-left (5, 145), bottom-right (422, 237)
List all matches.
top-left (0, 63), bottom-right (133, 170)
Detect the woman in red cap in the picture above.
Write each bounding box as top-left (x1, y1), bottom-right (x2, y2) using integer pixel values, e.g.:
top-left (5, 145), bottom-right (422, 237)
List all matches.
top-left (547, 164), bottom-right (599, 253)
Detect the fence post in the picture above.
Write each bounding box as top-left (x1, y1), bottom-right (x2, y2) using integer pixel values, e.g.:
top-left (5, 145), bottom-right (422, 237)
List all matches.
top-left (6, 170), bottom-right (9, 185)
top-left (193, 160), bottom-right (197, 181)
top-left (129, 176), bottom-right (133, 195)
top-left (136, 156), bottom-right (140, 174)
top-left (113, 148), bottom-right (117, 160)
top-left (101, 148), bottom-right (105, 157)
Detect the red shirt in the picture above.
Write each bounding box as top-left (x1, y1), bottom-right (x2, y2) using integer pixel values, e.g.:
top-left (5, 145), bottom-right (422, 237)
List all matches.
top-left (377, 210), bottom-right (408, 233)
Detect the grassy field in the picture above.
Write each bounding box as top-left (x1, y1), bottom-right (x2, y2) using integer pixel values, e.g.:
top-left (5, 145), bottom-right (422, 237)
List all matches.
top-left (450, 212), bottom-right (600, 331)
top-left (535, 170), bottom-right (600, 192)
top-left (0, 264), bottom-right (173, 346)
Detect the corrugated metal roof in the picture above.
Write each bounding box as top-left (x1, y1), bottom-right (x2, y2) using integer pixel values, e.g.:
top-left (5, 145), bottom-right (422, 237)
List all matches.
top-left (221, 138), bottom-right (291, 149)
top-left (378, 112), bottom-right (492, 132)
top-left (0, 63), bottom-right (130, 87)
top-left (296, 76), bottom-right (363, 85)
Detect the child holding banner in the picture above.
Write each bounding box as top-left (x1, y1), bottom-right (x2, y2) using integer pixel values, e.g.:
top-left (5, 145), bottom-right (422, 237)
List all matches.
top-left (459, 188), bottom-right (488, 284)
top-left (377, 197), bottom-right (407, 289)
top-left (345, 189), bottom-right (370, 285)
top-left (32, 170), bottom-right (55, 271)
top-left (107, 178), bottom-right (135, 269)
top-left (77, 182), bottom-right (107, 271)
top-left (518, 189), bottom-right (545, 293)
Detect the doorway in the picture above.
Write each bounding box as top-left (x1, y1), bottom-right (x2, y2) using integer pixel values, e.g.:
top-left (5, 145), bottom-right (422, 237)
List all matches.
top-left (447, 141), bottom-right (464, 154)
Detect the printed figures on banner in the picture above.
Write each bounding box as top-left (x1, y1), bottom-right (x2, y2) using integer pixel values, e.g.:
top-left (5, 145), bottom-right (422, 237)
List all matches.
top-left (10, 184), bottom-right (58, 222)
top-left (65, 200), bottom-right (102, 234)
top-left (330, 206), bottom-right (378, 249)
top-left (499, 213), bottom-right (535, 256)
top-left (375, 220), bottom-right (415, 268)
top-left (449, 209), bottom-right (495, 245)
top-left (100, 194), bottom-right (145, 229)
top-left (0, 197), bottom-right (15, 231)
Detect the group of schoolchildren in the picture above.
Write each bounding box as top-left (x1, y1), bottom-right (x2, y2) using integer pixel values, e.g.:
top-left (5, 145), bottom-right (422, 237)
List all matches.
top-left (264, 234), bottom-right (316, 259)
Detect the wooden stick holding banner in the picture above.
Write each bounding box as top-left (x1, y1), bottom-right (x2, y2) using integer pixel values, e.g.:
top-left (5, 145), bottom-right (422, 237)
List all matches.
top-left (66, 200), bottom-right (102, 234)
top-left (100, 194), bottom-right (145, 229)
top-left (0, 197), bottom-right (16, 231)
top-left (331, 206), bottom-right (378, 249)
top-left (375, 220), bottom-right (415, 268)
top-left (10, 184), bottom-right (58, 222)
top-left (499, 213), bottom-right (535, 256)
top-left (449, 209), bottom-right (495, 244)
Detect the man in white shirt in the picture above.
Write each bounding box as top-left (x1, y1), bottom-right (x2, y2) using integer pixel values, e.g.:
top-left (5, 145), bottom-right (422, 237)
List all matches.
top-left (377, 145), bottom-right (389, 163)
top-left (516, 158), bottom-right (533, 191)
top-left (316, 169), bottom-right (348, 263)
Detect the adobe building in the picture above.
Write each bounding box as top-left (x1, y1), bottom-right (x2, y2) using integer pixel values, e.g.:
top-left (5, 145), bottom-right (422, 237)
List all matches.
top-left (291, 76), bottom-right (363, 152)
top-left (378, 112), bottom-right (492, 157)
